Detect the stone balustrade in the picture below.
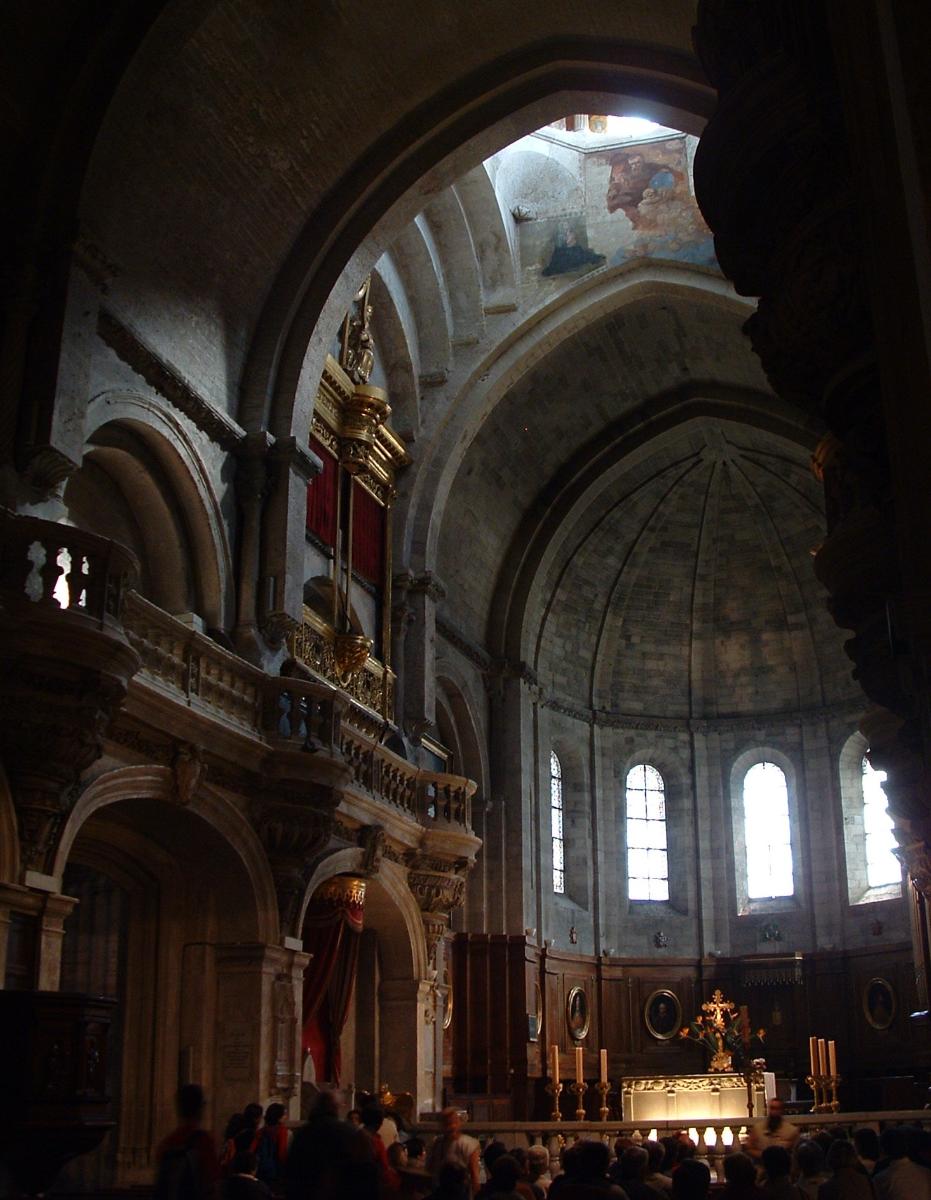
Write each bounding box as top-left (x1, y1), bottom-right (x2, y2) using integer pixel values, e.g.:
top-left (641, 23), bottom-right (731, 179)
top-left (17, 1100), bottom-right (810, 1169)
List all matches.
top-left (0, 508), bottom-right (136, 625)
top-left (122, 590), bottom-right (476, 834)
top-left (413, 1112), bottom-right (931, 1181)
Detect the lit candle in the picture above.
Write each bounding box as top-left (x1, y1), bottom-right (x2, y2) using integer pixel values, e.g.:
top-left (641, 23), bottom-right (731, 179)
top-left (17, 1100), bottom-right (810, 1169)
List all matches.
top-left (828, 1040), bottom-right (837, 1076)
top-left (817, 1038), bottom-right (827, 1076)
top-left (600, 1048), bottom-right (608, 1084)
top-left (809, 1036), bottom-right (818, 1077)
top-left (551, 1044), bottom-right (559, 1083)
top-left (575, 1045), bottom-right (584, 1083)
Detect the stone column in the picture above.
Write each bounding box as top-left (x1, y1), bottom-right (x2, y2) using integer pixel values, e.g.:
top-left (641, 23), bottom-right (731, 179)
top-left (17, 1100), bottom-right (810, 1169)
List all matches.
top-left (378, 977), bottom-right (433, 1110)
top-left (393, 571), bottom-right (445, 739)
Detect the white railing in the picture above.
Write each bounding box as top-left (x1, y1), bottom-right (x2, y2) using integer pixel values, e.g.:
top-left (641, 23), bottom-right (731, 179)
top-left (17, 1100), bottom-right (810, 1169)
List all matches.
top-left (413, 1113), bottom-right (931, 1181)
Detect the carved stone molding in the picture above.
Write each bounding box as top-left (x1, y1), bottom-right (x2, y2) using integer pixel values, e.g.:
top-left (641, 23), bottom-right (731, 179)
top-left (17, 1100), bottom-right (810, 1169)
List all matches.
top-left (407, 868), bottom-right (466, 914)
top-left (98, 309), bottom-right (245, 451)
top-left (252, 795), bottom-right (337, 938)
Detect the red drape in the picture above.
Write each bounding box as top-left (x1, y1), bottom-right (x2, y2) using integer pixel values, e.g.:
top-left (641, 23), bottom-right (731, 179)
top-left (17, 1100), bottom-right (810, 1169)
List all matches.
top-left (351, 482), bottom-right (385, 587)
top-left (301, 876), bottom-right (364, 1084)
top-left (306, 437), bottom-right (339, 547)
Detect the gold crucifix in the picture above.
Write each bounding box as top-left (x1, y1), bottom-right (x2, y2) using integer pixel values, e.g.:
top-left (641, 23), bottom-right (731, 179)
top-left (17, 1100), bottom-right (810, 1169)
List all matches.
top-left (701, 989), bottom-right (737, 1029)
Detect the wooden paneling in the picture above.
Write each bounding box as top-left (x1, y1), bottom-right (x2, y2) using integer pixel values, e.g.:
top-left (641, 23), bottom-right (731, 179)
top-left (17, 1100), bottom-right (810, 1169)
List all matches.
top-left (449, 935), bottom-right (927, 1119)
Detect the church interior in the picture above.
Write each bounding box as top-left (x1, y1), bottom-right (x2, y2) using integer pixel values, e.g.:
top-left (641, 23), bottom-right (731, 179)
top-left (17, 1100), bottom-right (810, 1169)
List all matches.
top-left (3, 0), bottom-right (931, 1190)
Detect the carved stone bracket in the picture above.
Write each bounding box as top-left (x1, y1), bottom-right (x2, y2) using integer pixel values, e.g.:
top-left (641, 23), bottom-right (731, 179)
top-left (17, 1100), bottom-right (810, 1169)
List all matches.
top-left (252, 793), bottom-right (337, 939)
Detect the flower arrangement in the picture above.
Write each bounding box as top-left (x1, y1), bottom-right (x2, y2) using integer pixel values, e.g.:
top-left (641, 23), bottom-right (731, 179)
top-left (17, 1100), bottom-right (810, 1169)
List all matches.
top-left (678, 989), bottom-right (765, 1073)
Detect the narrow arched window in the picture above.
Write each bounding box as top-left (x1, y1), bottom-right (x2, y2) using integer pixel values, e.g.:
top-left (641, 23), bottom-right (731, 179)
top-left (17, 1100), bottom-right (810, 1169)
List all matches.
top-left (550, 751), bottom-right (565, 894)
top-left (626, 764), bottom-right (668, 901)
top-left (743, 762), bottom-right (794, 899)
top-left (862, 757), bottom-right (899, 888)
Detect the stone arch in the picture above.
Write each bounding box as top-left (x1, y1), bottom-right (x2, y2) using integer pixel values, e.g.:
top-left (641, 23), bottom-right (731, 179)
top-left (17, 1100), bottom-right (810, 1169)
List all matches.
top-left (73, 391), bottom-right (233, 629)
top-left (238, 46), bottom-right (713, 440)
top-left (53, 764), bottom-right (279, 944)
top-left (301, 853), bottom-right (427, 983)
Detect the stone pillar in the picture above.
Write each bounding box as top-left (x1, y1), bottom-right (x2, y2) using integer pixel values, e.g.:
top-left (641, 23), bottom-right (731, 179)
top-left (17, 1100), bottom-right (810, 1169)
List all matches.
top-left (487, 665), bottom-right (537, 935)
top-left (259, 436), bottom-right (321, 648)
top-left (0, 882), bottom-right (77, 990)
top-left (378, 977), bottom-right (433, 1111)
top-left (692, 0), bottom-right (931, 961)
top-left (393, 571), bottom-right (445, 738)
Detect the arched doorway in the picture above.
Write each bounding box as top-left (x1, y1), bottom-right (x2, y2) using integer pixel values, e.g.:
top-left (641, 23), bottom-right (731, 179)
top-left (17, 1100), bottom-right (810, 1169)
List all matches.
top-left (58, 793), bottom-right (269, 1187)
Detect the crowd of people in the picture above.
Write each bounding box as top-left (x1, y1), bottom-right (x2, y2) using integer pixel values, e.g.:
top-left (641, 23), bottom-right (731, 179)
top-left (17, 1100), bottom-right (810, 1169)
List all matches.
top-left (154, 1086), bottom-right (931, 1200)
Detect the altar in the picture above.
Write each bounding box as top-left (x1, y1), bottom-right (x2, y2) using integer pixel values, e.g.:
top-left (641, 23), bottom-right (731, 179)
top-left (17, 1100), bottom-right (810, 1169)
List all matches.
top-left (622, 1074), bottom-right (766, 1123)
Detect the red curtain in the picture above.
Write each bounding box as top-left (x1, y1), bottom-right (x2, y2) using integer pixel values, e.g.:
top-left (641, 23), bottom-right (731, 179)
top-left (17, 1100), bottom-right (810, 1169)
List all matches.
top-left (307, 437), bottom-right (339, 547)
top-left (352, 482), bottom-right (385, 587)
top-left (301, 877), bottom-right (365, 1084)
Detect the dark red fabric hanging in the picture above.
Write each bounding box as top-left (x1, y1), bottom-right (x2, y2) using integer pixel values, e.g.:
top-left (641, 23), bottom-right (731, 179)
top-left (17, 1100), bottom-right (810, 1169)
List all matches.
top-left (351, 482), bottom-right (385, 587)
top-left (301, 876), bottom-right (364, 1084)
top-left (306, 436), bottom-right (339, 547)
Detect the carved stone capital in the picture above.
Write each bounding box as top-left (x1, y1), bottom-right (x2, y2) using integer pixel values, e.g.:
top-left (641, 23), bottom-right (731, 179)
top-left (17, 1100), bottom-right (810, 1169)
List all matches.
top-left (407, 867), bottom-right (466, 915)
top-left (252, 792), bottom-right (337, 937)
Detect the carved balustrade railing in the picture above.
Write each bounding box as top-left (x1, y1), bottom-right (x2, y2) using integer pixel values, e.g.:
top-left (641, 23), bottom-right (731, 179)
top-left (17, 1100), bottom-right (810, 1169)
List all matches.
top-left (124, 592), bottom-right (264, 732)
top-left (412, 1113), bottom-right (931, 1180)
top-left (0, 509), bottom-right (136, 626)
top-left (288, 607), bottom-right (396, 722)
top-left (122, 593), bottom-right (475, 833)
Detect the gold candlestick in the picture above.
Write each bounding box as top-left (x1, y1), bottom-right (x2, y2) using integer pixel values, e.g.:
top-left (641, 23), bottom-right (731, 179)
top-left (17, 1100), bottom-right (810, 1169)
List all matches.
top-left (829, 1072), bottom-right (841, 1113)
top-left (595, 1080), bottom-right (610, 1121)
top-left (805, 1073), bottom-right (823, 1112)
top-left (806, 1073), bottom-right (840, 1113)
top-left (546, 1080), bottom-right (564, 1121)
top-left (570, 1080), bottom-right (588, 1121)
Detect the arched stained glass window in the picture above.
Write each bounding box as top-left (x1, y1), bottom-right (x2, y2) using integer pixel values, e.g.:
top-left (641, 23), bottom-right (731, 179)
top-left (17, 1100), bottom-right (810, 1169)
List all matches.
top-left (551, 751), bottom-right (565, 894)
top-left (743, 762), bottom-right (794, 899)
top-left (862, 757), bottom-right (899, 888)
top-left (626, 764), bottom-right (668, 901)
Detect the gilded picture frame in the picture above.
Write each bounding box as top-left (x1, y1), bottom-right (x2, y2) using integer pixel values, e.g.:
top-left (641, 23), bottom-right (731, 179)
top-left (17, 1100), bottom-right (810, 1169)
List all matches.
top-left (566, 985), bottom-right (590, 1041)
top-left (862, 976), bottom-right (895, 1031)
top-left (644, 988), bottom-right (682, 1041)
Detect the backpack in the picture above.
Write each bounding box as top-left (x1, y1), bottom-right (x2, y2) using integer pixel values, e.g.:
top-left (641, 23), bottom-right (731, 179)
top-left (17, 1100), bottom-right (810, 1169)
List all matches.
top-left (255, 1126), bottom-right (281, 1183)
top-left (155, 1133), bottom-right (201, 1200)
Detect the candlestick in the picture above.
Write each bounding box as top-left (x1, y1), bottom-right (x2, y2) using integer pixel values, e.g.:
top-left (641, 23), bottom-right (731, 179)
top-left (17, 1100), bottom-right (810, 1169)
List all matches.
top-left (596, 1079), bottom-right (610, 1121)
top-left (805, 1074), bottom-right (823, 1113)
top-left (809, 1036), bottom-right (818, 1078)
top-left (550, 1044), bottom-right (559, 1086)
top-left (570, 1079), bottom-right (588, 1121)
top-left (575, 1045), bottom-right (583, 1084)
top-left (545, 1079), bottom-right (564, 1121)
top-left (828, 1039), bottom-right (837, 1076)
top-left (817, 1038), bottom-right (827, 1075)
top-left (600, 1048), bottom-right (608, 1085)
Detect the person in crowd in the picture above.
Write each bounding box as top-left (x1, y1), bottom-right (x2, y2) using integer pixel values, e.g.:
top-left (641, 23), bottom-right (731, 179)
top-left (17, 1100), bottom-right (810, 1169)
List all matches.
top-left (794, 1140), bottom-right (829, 1199)
top-left (872, 1125), bottom-right (931, 1199)
top-left (155, 1083), bottom-right (221, 1200)
top-left (485, 1155), bottom-right (527, 1200)
top-left (659, 1140), bottom-right (678, 1177)
top-left (406, 1138), bottom-right (428, 1169)
top-left (670, 1161), bottom-right (710, 1200)
top-left (507, 1146), bottom-right (542, 1200)
top-left (430, 1163), bottom-right (471, 1200)
top-left (643, 1142), bottom-right (672, 1195)
top-left (610, 1145), bottom-right (664, 1198)
top-left (817, 1140), bottom-right (874, 1200)
top-left (361, 1104), bottom-right (402, 1192)
top-left (548, 1139), bottom-right (627, 1198)
top-left (852, 1130), bottom-right (880, 1177)
top-left (527, 1145), bottom-right (552, 1196)
top-left (222, 1152), bottom-right (270, 1200)
top-left (348, 1109), bottom-right (363, 1126)
top-left (220, 1115), bottom-right (248, 1176)
top-left (748, 1100), bottom-right (800, 1164)
top-left (251, 1103), bottom-right (288, 1186)
top-left (759, 1146), bottom-right (799, 1200)
top-left (286, 1089), bottom-right (378, 1200)
top-left (720, 1152), bottom-right (765, 1199)
top-left (426, 1109), bottom-right (482, 1197)
top-left (387, 1141), bottom-right (410, 1195)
